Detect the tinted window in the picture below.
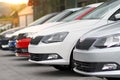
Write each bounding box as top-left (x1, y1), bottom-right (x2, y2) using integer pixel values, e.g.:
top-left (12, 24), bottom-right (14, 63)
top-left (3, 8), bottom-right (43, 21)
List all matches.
top-left (16, 33), bottom-right (27, 40)
top-left (62, 7), bottom-right (91, 22)
top-left (45, 10), bottom-right (74, 23)
top-left (82, 0), bottom-right (120, 19)
top-left (28, 13), bottom-right (58, 27)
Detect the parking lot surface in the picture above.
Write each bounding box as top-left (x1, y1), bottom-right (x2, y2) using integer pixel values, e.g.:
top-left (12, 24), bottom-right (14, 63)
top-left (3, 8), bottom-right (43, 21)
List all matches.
top-left (0, 50), bottom-right (104, 80)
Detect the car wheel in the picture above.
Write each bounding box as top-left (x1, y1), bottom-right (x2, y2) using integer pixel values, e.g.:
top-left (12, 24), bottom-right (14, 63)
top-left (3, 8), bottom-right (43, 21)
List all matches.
top-left (69, 52), bottom-right (75, 71)
top-left (53, 47), bottom-right (75, 71)
top-left (106, 78), bottom-right (120, 80)
top-left (53, 65), bottom-right (70, 71)
top-left (69, 46), bottom-right (77, 71)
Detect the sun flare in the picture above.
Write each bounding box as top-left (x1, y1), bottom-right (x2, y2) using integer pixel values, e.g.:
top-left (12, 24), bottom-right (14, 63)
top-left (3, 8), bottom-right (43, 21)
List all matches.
top-left (0, 0), bottom-right (28, 4)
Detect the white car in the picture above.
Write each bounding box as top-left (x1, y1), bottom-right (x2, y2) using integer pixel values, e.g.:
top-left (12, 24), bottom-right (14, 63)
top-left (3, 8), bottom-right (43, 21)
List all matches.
top-left (28, 0), bottom-right (120, 71)
top-left (73, 21), bottom-right (120, 80)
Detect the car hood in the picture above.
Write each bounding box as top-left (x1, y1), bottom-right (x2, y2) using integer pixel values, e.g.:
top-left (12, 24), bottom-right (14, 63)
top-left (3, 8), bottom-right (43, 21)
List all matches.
top-left (80, 21), bottom-right (120, 40)
top-left (34, 19), bottom-right (109, 36)
top-left (11, 22), bottom-right (63, 36)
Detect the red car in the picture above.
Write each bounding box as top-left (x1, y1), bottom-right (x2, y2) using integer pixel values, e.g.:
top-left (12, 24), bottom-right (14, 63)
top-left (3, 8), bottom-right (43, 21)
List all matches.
top-left (16, 37), bottom-right (31, 57)
top-left (15, 6), bottom-right (98, 57)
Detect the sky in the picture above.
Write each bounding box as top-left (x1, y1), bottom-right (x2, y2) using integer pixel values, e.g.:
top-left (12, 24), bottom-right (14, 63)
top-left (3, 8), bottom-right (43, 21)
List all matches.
top-left (0, 0), bottom-right (28, 4)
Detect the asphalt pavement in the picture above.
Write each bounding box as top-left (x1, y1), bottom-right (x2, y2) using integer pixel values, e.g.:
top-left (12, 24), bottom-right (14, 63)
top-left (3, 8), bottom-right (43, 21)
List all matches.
top-left (0, 50), bottom-right (105, 80)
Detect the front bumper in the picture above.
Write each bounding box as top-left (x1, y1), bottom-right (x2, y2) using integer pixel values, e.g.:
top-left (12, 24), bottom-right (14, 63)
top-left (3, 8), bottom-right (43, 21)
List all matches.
top-left (1, 44), bottom-right (9, 49)
top-left (15, 48), bottom-right (29, 57)
top-left (9, 46), bottom-right (16, 51)
top-left (28, 42), bottom-right (74, 65)
top-left (73, 48), bottom-right (120, 77)
top-left (29, 53), bottom-right (68, 65)
top-left (9, 41), bottom-right (16, 51)
top-left (15, 53), bottom-right (30, 57)
top-left (1, 39), bottom-right (9, 49)
top-left (74, 68), bottom-right (120, 78)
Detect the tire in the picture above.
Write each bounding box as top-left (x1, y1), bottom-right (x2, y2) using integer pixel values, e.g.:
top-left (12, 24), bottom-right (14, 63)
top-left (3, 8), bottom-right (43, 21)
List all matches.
top-left (69, 46), bottom-right (77, 71)
top-left (53, 47), bottom-right (75, 71)
top-left (53, 65), bottom-right (70, 71)
top-left (106, 78), bottom-right (120, 80)
top-left (69, 52), bottom-right (75, 71)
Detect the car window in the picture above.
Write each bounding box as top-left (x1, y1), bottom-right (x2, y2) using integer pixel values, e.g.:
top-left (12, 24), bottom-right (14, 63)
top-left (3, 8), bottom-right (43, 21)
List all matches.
top-left (1, 27), bottom-right (24, 36)
top-left (82, 0), bottom-right (120, 19)
top-left (62, 7), bottom-right (91, 22)
top-left (28, 13), bottom-right (57, 27)
top-left (45, 10), bottom-right (74, 23)
top-left (109, 9), bottom-right (120, 21)
top-left (16, 33), bottom-right (27, 40)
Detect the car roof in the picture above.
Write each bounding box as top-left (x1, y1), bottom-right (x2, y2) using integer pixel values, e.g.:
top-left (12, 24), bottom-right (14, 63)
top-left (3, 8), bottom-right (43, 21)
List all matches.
top-left (86, 2), bottom-right (103, 7)
top-left (65, 8), bottom-right (82, 11)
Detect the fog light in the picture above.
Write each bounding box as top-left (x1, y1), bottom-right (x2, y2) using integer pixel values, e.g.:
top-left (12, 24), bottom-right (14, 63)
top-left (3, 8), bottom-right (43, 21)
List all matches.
top-left (47, 54), bottom-right (59, 60)
top-left (102, 64), bottom-right (117, 70)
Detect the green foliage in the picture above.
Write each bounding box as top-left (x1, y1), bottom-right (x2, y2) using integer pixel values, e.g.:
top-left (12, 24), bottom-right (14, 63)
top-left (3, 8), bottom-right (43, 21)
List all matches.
top-left (33, 0), bottom-right (65, 20)
top-left (33, 0), bottom-right (107, 20)
top-left (86, 0), bottom-right (107, 5)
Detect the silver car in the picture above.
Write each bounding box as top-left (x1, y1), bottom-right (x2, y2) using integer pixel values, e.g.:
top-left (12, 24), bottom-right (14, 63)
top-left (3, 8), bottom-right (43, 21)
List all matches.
top-left (73, 21), bottom-right (120, 80)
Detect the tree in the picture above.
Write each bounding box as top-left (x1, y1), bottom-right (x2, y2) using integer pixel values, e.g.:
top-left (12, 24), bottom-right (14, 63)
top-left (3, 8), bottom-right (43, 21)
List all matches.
top-left (31, 0), bottom-right (107, 20)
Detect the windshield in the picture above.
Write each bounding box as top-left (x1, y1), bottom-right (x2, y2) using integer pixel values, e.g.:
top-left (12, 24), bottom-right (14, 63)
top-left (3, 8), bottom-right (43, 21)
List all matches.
top-left (0, 27), bottom-right (24, 36)
top-left (28, 13), bottom-right (57, 27)
top-left (16, 33), bottom-right (27, 40)
top-left (45, 10), bottom-right (74, 23)
top-left (82, 0), bottom-right (120, 19)
top-left (62, 7), bottom-right (91, 22)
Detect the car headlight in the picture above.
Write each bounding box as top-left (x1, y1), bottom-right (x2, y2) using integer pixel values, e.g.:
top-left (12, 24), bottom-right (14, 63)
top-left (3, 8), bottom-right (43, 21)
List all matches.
top-left (94, 34), bottom-right (120, 48)
top-left (41, 32), bottom-right (69, 43)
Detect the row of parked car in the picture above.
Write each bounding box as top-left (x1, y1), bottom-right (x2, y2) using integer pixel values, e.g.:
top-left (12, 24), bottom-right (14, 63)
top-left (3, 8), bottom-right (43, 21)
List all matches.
top-left (1, 0), bottom-right (120, 80)
top-left (0, 23), bottom-right (12, 32)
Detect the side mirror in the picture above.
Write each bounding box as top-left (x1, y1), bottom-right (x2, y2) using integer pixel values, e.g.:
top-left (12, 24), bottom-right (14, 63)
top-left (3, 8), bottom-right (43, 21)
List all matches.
top-left (115, 13), bottom-right (120, 20)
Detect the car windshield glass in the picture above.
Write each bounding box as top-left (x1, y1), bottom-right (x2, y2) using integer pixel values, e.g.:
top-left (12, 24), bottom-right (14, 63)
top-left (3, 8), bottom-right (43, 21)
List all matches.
top-left (0, 27), bottom-right (24, 36)
top-left (62, 7), bottom-right (91, 22)
top-left (45, 10), bottom-right (73, 23)
top-left (28, 13), bottom-right (57, 27)
top-left (16, 33), bottom-right (27, 40)
top-left (82, 0), bottom-right (120, 19)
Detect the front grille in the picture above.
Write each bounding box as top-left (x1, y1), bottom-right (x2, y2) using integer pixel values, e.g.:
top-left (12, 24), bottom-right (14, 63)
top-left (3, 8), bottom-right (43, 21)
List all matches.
top-left (1, 40), bottom-right (9, 45)
top-left (75, 61), bottom-right (103, 72)
top-left (30, 36), bottom-right (43, 45)
top-left (9, 46), bottom-right (15, 51)
top-left (16, 48), bottom-right (28, 53)
top-left (76, 38), bottom-right (96, 50)
top-left (75, 61), bottom-right (120, 72)
top-left (30, 53), bottom-right (48, 61)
